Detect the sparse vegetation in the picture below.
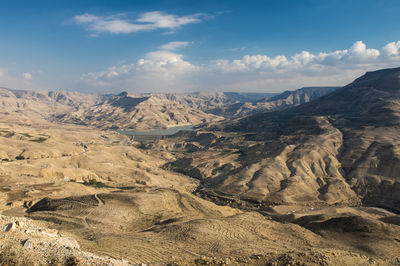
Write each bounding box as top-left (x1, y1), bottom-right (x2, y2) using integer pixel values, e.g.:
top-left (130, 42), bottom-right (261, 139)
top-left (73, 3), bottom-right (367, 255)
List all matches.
top-left (21, 133), bottom-right (33, 138)
top-left (83, 178), bottom-right (106, 188)
top-left (220, 149), bottom-right (232, 155)
top-left (169, 163), bottom-right (178, 169)
top-left (0, 243), bottom-right (36, 265)
top-left (213, 189), bottom-right (233, 197)
top-left (4, 132), bottom-right (15, 138)
top-left (135, 180), bottom-right (146, 185)
top-left (30, 136), bottom-right (48, 142)
top-left (0, 241), bottom-right (75, 266)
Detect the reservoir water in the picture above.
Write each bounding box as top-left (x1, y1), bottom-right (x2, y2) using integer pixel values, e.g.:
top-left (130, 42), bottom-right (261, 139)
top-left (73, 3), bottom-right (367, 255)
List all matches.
top-left (116, 125), bottom-right (194, 136)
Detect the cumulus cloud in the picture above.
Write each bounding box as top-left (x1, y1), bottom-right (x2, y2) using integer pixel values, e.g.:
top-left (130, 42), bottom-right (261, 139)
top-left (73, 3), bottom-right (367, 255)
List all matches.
top-left (72, 12), bottom-right (206, 35)
top-left (81, 49), bottom-right (196, 89)
top-left (215, 41), bottom-right (387, 73)
top-left (159, 41), bottom-right (190, 50)
top-left (382, 41), bottom-right (400, 58)
top-left (80, 40), bottom-right (400, 92)
top-left (137, 50), bottom-right (196, 73)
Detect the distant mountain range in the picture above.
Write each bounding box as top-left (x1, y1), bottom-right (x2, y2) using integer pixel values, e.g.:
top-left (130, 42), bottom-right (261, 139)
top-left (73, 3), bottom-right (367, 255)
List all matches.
top-left (208, 86), bottom-right (339, 116)
top-left (0, 86), bottom-right (338, 130)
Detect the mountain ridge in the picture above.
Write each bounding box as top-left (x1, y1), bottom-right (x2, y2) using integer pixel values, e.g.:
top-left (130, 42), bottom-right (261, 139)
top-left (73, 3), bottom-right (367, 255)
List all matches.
top-left (174, 67), bottom-right (400, 213)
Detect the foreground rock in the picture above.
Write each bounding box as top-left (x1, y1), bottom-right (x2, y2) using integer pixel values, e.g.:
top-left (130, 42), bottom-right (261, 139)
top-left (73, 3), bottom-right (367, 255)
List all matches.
top-left (0, 214), bottom-right (130, 265)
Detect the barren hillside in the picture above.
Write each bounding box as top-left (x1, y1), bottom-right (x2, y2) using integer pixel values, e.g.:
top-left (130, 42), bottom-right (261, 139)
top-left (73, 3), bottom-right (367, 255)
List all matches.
top-left (165, 68), bottom-right (400, 214)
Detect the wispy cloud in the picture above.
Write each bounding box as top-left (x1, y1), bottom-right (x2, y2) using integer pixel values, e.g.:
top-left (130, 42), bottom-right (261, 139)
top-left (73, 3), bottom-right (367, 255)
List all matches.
top-left (0, 68), bottom-right (6, 78)
top-left (136, 11), bottom-right (203, 28)
top-left (72, 12), bottom-right (206, 35)
top-left (0, 68), bottom-right (35, 89)
top-left (79, 40), bottom-right (400, 92)
top-left (159, 41), bottom-right (191, 50)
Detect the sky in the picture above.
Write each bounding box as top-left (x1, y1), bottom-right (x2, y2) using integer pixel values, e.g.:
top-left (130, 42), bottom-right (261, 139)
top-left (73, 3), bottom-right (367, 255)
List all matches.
top-left (1, 0), bottom-right (400, 93)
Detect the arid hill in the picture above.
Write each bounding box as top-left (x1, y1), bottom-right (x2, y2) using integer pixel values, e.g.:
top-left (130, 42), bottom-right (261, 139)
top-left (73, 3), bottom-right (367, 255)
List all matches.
top-left (0, 87), bottom-right (100, 125)
top-left (54, 91), bottom-right (280, 130)
top-left (207, 86), bottom-right (339, 117)
top-left (55, 92), bottom-right (225, 130)
top-left (163, 68), bottom-right (400, 213)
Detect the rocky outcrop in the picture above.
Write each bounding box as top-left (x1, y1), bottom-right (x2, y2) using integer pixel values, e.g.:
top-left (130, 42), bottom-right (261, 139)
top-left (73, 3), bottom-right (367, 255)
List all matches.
top-left (0, 214), bottom-right (130, 265)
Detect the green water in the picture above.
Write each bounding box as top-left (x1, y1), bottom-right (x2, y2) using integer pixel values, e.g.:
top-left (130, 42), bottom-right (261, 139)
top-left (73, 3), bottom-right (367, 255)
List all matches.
top-left (116, 125), bottom-right (194, 136)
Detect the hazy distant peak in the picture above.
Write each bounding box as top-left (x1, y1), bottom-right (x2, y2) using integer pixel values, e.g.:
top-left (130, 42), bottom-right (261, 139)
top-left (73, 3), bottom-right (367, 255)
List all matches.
top-left (117, 91), bottom-right (128, 97)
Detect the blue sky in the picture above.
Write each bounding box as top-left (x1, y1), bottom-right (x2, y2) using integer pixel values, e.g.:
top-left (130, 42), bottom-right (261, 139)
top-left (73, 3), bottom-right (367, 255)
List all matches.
top-left (1, 0), bottom-right (400, 93)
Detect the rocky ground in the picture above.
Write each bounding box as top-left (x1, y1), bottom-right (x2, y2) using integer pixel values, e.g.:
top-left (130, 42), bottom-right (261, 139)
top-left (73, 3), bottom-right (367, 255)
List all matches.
top-left (0, 214), bottom-right (130, 265)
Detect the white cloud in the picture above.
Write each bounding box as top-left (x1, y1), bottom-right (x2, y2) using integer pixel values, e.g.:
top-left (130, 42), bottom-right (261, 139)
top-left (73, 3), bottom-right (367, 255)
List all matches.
top-left (81, 64), bottom-right (135, 83)
top-left (72, 12), bottom-right (205, 35)
top-left (159, 41), bottom-right (190, 50)
top-left (137, 50), bottom-right (196, 73)
top-left (347, 41), bottom-right (380, 62)
top-left (382, 41), bottom-right (400, 58)
top-left (80, 40), bottom-right (400, 92)
top-left (81, 50), bottom-right (196, 89)
top-left (22, 72), bottom-right (32, 80)
top-left (216, 41), bottom-right (386, 73)
top-left (136, 11), bottom-right (203, 29)
top-left (214, 54), bottom-right (290, 72)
